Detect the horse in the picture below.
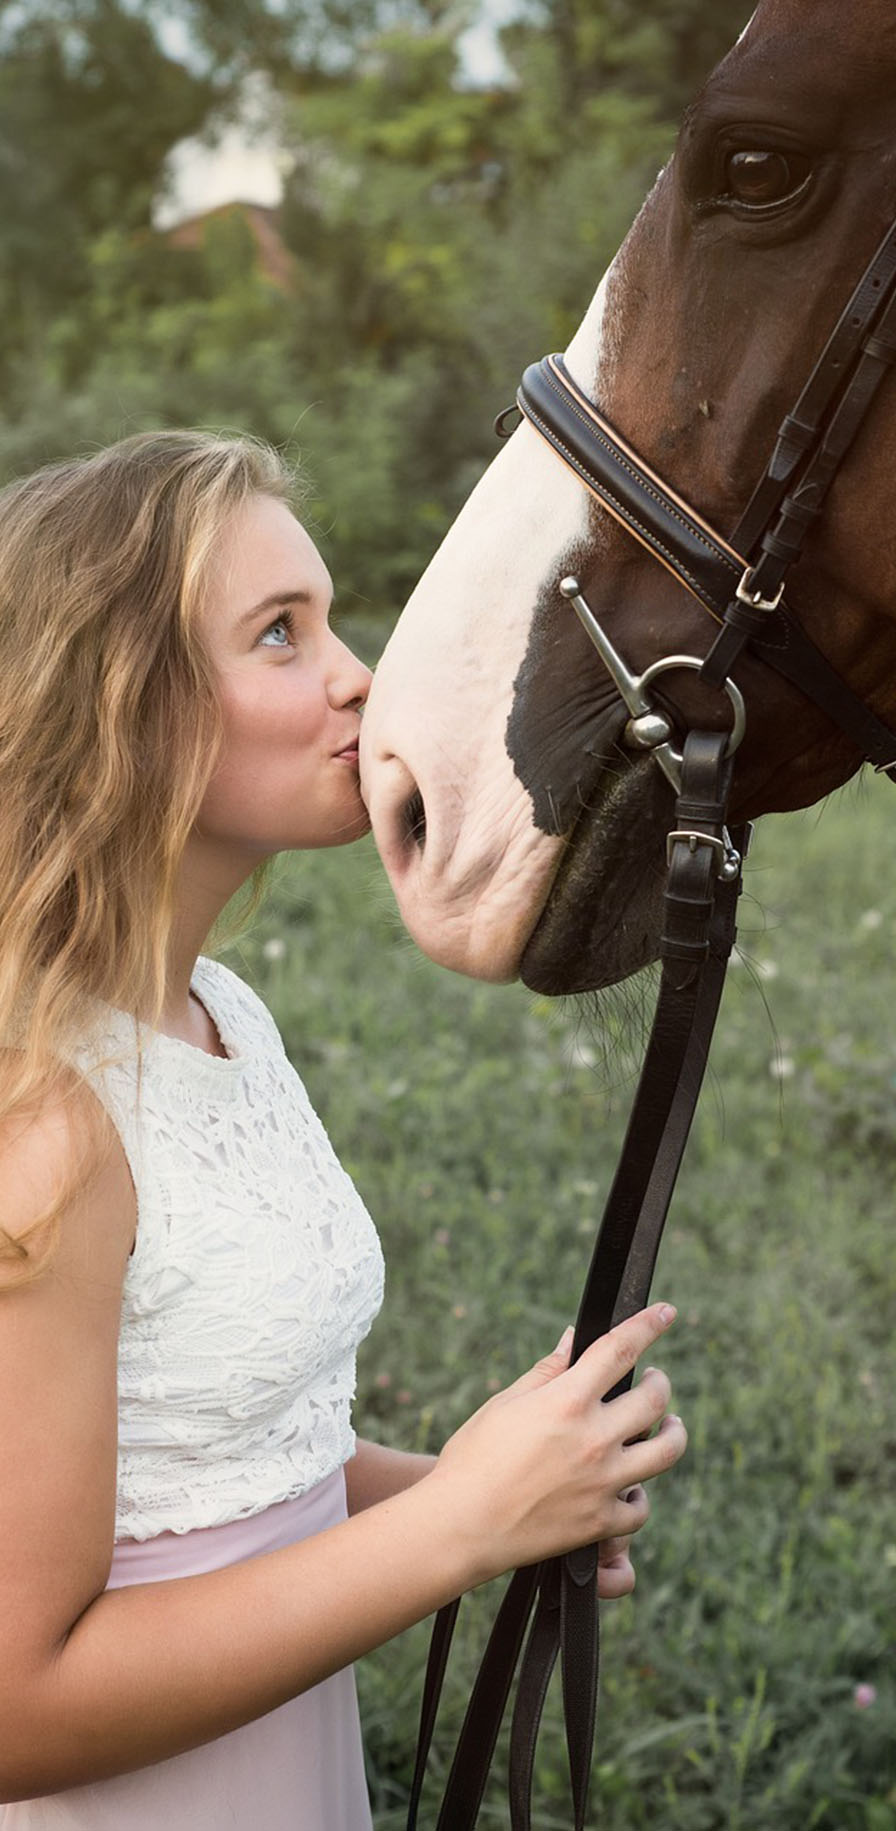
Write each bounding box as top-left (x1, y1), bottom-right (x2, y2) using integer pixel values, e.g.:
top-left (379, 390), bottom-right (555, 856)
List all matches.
top-left (359, 0), bottom-right (896, 996)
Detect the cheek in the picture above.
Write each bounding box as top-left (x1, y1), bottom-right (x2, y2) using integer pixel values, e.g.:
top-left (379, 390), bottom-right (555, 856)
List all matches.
top-left (201, 676), bottom-right (326, 825)
top-left (219, 675), bottom-right (322, 769)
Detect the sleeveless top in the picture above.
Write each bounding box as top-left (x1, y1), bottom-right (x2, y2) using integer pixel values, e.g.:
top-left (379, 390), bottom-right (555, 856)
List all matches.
top-left (69, 957), bottom-right (385, 1544)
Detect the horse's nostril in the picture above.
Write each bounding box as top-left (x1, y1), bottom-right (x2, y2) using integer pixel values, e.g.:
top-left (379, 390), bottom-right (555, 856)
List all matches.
top-left (403, 786), bottom-right (427, 850)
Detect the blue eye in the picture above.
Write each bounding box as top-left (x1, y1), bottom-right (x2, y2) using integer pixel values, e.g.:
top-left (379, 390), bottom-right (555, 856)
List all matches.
top-left (258, 612), bottom-right (294, 649)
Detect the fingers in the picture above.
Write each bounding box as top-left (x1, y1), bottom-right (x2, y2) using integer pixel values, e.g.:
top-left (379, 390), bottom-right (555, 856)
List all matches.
top-left (506, 1324), bottom-right (575, 1398)
top-left (615, 1365), bottom-right (673, 1442)
top-left (569, 1303), bottom-right (677, 1402)
top-left (599, 1490), bottom-right (647, 1565)
top-left (597, 1551), bottom-right (635, 1599)
top-left (623, 1411), bottom-right (688, 1484)
top-left (509, 1303), bottom-right (674, 1408)
top-left (592, 1481), bottom-right (650, 1545)
top-left (598, 1531), bottom-right (632, 1563)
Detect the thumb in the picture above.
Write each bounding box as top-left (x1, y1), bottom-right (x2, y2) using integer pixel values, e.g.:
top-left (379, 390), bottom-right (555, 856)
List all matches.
top-left (508, 1325), bottom-right (575, 1395)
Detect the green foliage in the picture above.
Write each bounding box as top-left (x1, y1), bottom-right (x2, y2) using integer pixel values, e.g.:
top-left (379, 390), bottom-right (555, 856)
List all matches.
top-left (0, 0), bottom-right (755, 605)
top-left (0, 0), bottom-right (217, 384)
top-left (222, 769), bottom-right (896, 1829)
top-left (508, 0), bottom-right (753, 116)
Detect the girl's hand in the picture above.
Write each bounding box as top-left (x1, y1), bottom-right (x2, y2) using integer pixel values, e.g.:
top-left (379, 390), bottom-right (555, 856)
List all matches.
top-left (428, 1303), bottom-right (686, 1587)
top-left (596, 1502), bottom-right (643, 1598)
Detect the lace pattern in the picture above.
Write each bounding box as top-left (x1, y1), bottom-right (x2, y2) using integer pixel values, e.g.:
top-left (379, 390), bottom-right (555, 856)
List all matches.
top-left (70, 959), bottom-right (385, 1542)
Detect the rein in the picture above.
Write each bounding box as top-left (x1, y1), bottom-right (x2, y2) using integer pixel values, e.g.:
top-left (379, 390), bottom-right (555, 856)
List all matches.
top-left (408, 216), bottom-right (896, 1830)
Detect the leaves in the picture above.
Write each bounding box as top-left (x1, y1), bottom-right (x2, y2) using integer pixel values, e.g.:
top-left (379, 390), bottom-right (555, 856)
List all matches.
top-left (0, 0), bottom-right (755, 602)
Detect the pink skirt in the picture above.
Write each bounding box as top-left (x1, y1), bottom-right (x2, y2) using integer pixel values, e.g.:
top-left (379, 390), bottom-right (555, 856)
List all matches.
top-left (1, 1469), bottom-right (373, 1831)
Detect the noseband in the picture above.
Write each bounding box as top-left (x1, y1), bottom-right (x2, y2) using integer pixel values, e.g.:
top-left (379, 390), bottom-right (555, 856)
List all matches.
top-left (409, 221), bottom-right (896, 1831)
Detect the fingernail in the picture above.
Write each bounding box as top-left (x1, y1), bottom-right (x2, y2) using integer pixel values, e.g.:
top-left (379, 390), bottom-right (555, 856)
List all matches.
top-left (657, 1303), bottom-right (677, 1326)
top-left (554, 1325), bottom-right (574, 1353)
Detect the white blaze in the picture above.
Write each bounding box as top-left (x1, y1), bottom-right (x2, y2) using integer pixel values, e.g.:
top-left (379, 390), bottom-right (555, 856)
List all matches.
top-left (360, 265), bottom-right (619, 980)
top-left (735, 9), bottom-right (757, 46)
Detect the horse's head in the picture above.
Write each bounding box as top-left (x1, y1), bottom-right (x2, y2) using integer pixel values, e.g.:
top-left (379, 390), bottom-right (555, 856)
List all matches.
top-left (360, 0), bottom-right (896, 993)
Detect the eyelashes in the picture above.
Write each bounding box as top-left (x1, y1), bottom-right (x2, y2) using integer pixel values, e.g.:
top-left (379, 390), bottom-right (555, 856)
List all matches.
top-left (257, 607), bottom-right (296, 649)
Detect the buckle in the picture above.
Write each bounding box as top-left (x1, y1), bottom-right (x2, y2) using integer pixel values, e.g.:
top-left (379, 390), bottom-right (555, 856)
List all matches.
top-left (665, 829), bottom-right (727, 867)
top-left (666, 828), bottom-right (742, 882)
top-left (735, 565), bottom-right (785, 613)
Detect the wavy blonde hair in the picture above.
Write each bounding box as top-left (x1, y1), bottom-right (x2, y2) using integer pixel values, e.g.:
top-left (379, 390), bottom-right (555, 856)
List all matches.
top-left (0, 429), bottom-right (295, 1285)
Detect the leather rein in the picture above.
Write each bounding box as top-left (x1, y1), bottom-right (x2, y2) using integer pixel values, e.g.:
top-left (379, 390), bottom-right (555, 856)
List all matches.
top-left (408, 216), bottom-right (896, 1831)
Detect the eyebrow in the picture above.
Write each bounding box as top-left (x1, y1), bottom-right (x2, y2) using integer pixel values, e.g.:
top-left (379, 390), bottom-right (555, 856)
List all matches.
top-left (237, 588), bottom-right (315, 628)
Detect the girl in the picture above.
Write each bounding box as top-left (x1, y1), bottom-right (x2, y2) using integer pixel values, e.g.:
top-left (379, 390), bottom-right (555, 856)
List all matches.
top-left (0, 431), bottom-right (686, 1828)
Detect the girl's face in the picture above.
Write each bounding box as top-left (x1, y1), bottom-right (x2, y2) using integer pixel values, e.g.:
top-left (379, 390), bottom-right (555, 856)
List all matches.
top-left (195, 492), bottom-right (372, 861)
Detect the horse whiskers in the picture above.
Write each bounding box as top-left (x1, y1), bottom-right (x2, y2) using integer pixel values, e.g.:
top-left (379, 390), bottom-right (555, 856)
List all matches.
top-left (570, 756), bottom-right (628, 815)
top-left (564, 965), bottom-right (660, 1093)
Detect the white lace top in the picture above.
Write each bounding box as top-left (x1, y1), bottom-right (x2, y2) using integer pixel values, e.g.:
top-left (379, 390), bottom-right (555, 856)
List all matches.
top-left (69, 958), bottom-right (385, 1543)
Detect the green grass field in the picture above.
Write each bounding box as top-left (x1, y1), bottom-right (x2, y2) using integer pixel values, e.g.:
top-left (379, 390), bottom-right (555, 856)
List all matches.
top-left (223, 768), bottom-right (896, 1831)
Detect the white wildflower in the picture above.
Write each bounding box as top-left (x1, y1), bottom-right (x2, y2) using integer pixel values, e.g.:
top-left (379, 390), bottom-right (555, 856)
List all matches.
top-left (573, 1041), bottom-right (597, 1068)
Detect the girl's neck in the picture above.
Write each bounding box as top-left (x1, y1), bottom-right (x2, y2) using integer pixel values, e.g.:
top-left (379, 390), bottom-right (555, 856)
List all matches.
top-left (164, 832), bottom-right (263, 1029)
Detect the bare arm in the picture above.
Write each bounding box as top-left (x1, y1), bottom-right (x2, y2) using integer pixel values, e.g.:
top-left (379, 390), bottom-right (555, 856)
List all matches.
top-left (345, 1440), bottom-right (640, 1599)
top-left (0, 1092), bottom-right (685, 1801)
top-left (344, 1437), bottom-right (436, 1513)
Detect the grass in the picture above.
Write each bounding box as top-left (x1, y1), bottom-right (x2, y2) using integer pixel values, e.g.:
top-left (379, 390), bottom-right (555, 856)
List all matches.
top-left (221, 766), bottom-right (896, 1831)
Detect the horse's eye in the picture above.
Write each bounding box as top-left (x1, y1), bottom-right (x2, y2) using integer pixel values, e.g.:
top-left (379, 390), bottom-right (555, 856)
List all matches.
top-left (724, 148), bottom-right (811, 209)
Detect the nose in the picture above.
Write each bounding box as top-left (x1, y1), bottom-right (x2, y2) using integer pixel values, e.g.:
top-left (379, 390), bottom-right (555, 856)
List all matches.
top-left (329, 633), bottom-right (373, 709)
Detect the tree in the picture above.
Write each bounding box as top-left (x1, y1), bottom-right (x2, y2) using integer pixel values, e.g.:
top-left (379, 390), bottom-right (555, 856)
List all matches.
top-left (0, 0), bottom-right (760, 612)
top-left (0, 0), bottom-right (217, 385)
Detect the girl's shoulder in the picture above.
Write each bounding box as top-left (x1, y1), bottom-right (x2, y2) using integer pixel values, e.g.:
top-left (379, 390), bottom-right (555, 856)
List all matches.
top-left (0, 1061), bottom-right (135, 1290)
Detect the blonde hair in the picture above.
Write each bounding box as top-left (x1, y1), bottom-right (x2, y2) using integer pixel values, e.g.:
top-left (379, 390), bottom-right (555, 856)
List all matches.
top-left (0, 429), bottom-right (296, 1284)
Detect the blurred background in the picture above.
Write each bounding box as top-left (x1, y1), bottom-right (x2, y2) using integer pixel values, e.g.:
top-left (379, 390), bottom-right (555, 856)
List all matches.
top-left (3, 5), bottom-right (894, 1827)
top-left (0, 0), bottom-right (748, 615)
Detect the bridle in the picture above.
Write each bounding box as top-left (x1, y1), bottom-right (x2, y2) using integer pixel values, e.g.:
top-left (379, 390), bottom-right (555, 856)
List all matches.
top-left (407, 216), bottom-right (896, 1831)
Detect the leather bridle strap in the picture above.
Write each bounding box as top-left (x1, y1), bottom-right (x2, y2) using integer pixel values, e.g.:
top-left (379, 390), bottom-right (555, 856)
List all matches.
top-left (409, 209), bottom-right (896, 1830)
top-left (730, 217), bottom-right (896, 579)
top-left (408, 735), bottom-right (744, 1830)
top-left (707, 254), bottom-right (896, 690)
top-left (517, 352), bottom-right (896, 774)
